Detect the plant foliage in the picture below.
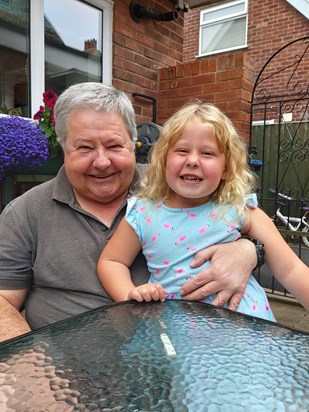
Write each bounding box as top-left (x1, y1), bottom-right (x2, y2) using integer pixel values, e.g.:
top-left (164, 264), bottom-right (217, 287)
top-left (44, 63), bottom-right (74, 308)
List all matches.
top-left (34, 89), bottom-right (61, 157)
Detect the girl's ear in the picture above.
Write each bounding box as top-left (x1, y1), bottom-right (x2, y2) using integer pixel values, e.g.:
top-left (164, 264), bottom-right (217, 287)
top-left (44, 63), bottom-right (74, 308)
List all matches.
top-left (221, 166), bottom-right (228, 180)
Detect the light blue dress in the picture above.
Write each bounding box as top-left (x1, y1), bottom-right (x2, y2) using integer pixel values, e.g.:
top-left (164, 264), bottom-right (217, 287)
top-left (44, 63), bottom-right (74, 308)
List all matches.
top-left (126, 195), bottom-right (275, 321)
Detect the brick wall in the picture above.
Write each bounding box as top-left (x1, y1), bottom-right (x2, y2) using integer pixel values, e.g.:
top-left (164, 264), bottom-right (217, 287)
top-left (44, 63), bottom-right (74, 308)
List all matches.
top-left (113, 0), bottom-right (184, 124)
top-left (180, 0), bottom-right (309, 128)
top-left (248, 0), bottom-right (309, 75)
top-left (158, 51), bottom-right (255, 142)
top-left (247, 1), bottom-right (309, 123)
top-left (112, 1), bottom-right (307, 137)
top-left (183, 0), bottom-right (309, 76)
top-left (183, 4), bottom-right (200, 62)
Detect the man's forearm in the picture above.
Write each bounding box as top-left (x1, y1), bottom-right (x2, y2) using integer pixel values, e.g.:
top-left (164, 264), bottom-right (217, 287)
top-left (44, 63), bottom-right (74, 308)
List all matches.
top-left (0, 296), bottom-right (31, 343)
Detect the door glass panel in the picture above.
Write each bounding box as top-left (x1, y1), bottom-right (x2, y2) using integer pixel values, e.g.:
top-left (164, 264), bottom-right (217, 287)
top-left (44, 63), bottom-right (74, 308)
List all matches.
top-left (0, 0), bottom-right (30, 117)
top-left (44, 0), bottom-right (102, 94)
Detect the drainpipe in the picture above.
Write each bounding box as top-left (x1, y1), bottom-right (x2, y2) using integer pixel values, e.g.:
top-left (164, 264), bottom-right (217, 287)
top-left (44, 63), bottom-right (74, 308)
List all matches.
top-left (129, 2), bottom-right (179, 23)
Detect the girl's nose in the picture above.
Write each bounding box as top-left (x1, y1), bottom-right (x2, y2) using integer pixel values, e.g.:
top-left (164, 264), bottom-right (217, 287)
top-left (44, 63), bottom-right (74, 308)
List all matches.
top-left (186, 152), bottom-right (199, 167)
top-left (93, 149), bottom-right (111, 168)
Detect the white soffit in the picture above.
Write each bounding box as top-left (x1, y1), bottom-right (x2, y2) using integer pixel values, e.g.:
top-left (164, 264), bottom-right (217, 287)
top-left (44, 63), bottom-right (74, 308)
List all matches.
top-left (285, 0), bottom-right (309, 19)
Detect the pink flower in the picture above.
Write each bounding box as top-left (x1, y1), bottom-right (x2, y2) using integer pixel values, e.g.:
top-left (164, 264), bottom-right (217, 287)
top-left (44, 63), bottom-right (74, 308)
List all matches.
top-left (33, 90), bottom-right (60, 157)
top-left (33, 106), bottom-right (45, 120)
top-left (43, 89), bottom-right (58, 109)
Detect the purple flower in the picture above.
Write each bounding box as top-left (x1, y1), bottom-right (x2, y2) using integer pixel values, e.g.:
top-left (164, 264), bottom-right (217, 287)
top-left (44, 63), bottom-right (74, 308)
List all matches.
top-left (0, 115), bottom-right (49, 180)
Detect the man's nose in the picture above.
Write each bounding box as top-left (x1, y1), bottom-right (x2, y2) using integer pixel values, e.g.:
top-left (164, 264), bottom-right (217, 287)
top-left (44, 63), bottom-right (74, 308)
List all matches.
top-left (93, 149), bottom-right (111, 168)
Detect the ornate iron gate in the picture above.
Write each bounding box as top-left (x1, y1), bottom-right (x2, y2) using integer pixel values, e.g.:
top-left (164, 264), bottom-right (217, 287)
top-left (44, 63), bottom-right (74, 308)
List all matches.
top-left (249, 36), bottom-right (309, 297)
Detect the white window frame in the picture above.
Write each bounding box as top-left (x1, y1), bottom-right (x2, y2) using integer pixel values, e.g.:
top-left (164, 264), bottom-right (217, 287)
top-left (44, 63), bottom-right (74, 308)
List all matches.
top-left (30, 0), bottom-right (113, 117)
top-left (198, 0), bottom-right (248, 58)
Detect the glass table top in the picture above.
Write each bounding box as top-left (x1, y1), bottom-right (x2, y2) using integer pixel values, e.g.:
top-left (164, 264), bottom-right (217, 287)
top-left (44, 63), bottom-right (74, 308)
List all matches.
top-left (0, 300), bottom-right (308, 411)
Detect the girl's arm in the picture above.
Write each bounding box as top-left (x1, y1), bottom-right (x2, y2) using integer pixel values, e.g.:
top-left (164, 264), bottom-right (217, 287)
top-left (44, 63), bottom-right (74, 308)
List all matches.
top-left (98, 218), bottom-right (143, 302)
top-left (243, 207), bottom-right (309, 311)
top-left (98, 217), bottom-right (166, 302)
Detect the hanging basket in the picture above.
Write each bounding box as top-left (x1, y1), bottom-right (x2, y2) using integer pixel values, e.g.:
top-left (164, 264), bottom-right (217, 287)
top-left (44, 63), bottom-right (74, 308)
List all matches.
top-left (7, 152), bottom-right (64, 176)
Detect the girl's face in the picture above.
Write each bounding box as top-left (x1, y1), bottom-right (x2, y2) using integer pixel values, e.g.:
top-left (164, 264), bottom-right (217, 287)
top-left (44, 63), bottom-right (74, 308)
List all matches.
top-left (165, 119), bottom-right (227, 208)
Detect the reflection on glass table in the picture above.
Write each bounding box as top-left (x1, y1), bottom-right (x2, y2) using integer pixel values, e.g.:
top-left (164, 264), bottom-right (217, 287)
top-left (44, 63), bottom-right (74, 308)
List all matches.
top-left (0, 300), bottom-right (308, 411)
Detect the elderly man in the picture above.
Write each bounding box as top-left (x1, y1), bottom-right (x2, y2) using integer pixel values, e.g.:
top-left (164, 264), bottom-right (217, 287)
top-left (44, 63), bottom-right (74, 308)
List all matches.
top-left (0, 83), bottom-right (258, 342)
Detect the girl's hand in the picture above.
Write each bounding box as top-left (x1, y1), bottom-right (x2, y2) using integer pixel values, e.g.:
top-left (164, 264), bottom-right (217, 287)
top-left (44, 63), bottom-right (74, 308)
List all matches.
top-left (128, 283), bottom-right (166, 302)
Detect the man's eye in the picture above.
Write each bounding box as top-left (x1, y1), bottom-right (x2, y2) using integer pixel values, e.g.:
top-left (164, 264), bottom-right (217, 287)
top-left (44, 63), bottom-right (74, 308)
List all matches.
top-left (108, 144), bottom-right (122, 150)
top-left (78, 146), bottom-right (93, 152)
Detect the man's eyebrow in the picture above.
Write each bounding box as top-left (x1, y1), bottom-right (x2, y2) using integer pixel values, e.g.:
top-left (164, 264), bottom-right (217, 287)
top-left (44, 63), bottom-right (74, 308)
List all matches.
top-left (104, 136), bottom-right (124, 143)
top-left (74, 138), bottom-right (93, 144)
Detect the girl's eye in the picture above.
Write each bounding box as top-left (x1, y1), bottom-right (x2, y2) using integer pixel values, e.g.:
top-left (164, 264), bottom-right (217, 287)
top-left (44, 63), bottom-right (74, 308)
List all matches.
top-left (176, 148), bottom-right (188, 154)
top-left (202, 151), bottom-right (214, 156)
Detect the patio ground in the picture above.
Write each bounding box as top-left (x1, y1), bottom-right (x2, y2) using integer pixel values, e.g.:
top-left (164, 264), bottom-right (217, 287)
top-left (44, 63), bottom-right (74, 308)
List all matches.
top-left (268, 295), bottom-right (309, 333)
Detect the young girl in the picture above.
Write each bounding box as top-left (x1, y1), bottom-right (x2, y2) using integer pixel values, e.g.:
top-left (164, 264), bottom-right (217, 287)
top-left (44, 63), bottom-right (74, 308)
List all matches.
top-left (98, 101), bottom-right (309, 320)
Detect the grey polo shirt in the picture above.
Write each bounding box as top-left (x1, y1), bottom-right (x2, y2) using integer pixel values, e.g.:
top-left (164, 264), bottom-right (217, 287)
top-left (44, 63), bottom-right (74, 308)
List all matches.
top-left (0, 165), bottom-right (149, 330)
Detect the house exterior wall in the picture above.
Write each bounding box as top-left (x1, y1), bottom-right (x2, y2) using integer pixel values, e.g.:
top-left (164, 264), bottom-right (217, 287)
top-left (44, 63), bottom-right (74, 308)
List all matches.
top-left (157, 0), bottom-right (309, 138)
top-left (116, 1), bottom-right (309, 140)
top-left (113, 1), bottom-right (257, 140)
top-left (113, 0), bottom-right (184, 125)
top-left (183, 0), bottom-right (309, 74)
top-left (157, 51), bottom-right (255, 141)
top-left (4, 1), bottom-right (306, 148)
top-left (247, 0), bottom-right (308, 75)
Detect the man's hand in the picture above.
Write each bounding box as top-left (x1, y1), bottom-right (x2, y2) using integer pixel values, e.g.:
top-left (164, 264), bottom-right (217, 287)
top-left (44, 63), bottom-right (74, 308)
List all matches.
top-left (179, 239), bottom-right (257, 310)
top-left (128, 283), bottom-right (166, 302)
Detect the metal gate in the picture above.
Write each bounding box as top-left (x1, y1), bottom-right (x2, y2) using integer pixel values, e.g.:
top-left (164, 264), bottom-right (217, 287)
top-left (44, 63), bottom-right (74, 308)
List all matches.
top-left (249, 36), bottom-right (309, 297)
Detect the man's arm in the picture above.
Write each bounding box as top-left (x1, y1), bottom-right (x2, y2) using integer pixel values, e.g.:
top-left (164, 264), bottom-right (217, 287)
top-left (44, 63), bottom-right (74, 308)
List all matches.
top-left (180, 239), bottom-right (257, 310)
top-left (0, 289), bottom-right (31, 342)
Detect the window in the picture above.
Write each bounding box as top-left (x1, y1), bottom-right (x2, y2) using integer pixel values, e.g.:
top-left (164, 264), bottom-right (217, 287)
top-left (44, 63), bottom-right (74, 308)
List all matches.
top-left (199, 0), bottom-right (248, 57)
top-left (0, 0), bottom-right (112, 118)
top-left (0, 0), bottom-right (30, 117)
top-left (44, 0), bottom-right (104, 97)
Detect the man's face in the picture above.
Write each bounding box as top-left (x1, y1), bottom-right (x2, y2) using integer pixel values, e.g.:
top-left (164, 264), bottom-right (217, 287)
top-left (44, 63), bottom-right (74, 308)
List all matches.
top-left (63, 108), bottom-right (136, 205)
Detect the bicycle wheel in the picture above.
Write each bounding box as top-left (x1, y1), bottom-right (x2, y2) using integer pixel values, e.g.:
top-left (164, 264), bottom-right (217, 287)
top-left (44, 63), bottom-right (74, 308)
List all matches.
top-left (302, 225), bottom-right (309, 247)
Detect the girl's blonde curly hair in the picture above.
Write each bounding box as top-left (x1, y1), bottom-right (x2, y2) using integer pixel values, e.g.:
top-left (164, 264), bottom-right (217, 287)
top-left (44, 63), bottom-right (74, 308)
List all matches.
top-left (138, 100), bottom-right (257, 207)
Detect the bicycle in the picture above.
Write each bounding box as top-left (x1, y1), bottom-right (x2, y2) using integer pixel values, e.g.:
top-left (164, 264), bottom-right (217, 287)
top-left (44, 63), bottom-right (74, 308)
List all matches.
top-left (268, 188), bottom-right (309, 247)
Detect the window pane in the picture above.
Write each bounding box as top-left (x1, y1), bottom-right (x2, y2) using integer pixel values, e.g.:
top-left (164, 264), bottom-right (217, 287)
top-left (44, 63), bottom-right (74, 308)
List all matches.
top-left (201, 17), bottom-right (246, 54)
top-left (202, 2), bottom-right (245, 23)
top-left (0, 0), bottom-right (30, 117)
top-left (44, 0), bottom-right (102, 94)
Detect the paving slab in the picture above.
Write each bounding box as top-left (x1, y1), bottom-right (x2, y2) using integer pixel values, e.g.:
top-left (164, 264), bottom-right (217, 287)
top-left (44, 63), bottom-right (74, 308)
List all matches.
top-left (268, 297), bottom-right (309, 333)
